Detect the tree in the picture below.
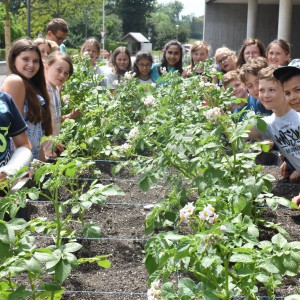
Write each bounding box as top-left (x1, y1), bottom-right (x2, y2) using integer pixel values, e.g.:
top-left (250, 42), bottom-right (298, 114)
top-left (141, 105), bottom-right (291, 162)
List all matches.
top-left (114, 0), bottom-right (156, 36)
top-left (156, 0), bottom-right (183, 23)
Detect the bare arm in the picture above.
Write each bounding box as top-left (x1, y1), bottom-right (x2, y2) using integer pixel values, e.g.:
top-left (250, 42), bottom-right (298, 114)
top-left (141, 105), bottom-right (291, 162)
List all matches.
top-left (1, 76), bottom-right (26, 115)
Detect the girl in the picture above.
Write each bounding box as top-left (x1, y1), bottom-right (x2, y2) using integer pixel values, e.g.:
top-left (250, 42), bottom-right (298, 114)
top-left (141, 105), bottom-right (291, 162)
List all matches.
top-left (214, 47), bottom-right (237, 74)
top-left (150, 40), bottom-right (183, 84)
top-left (266, 39), bottom-right (291, 66)
top-left (80, 37), bottom-right (100, 67)
top-left (34, 38), bottom-right (52, 62)
top-left (1, 38), bottom-right (52, 160)
top-left (236, 38), bottom-right (266, 68)
top-left (97, 46), bottom-right (132, 89)
top-left (44, 51), bottom-right (79, 157)
top-left (131, 51), bottom-right (153, 84)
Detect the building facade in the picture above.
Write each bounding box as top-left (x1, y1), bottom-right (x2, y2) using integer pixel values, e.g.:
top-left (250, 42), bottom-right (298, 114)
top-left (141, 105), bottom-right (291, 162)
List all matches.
top-left (204, 0), bottom-right (300, 58)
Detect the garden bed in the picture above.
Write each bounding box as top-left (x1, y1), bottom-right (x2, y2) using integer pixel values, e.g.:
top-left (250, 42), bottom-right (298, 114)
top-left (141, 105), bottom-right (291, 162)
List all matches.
top-left (23, 161), bottom-right (300, 299)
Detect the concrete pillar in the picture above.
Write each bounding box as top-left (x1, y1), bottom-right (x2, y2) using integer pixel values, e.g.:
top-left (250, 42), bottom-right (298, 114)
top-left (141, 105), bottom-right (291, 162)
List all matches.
top-left (278, 0), bottom-right (292, 41)
top-left (247, 0), bottom-right (258, 38)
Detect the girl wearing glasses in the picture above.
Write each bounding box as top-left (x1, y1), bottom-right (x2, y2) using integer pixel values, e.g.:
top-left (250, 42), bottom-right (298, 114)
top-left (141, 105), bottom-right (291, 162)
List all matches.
top-left (1, 38), bottom-right (52, 160)
top-left (214, 47), bottom-right (237, 74)
top-left (131, 51), bottom-right (153, 84)
top-left (150, 40), bottom-right (183, 84)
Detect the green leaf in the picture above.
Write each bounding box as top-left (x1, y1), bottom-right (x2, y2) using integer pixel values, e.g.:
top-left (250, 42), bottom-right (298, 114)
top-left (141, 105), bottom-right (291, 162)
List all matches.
top-left (161, 282), bottom-right (175, 300)
top-left (229, 253), bottom-right (253, 263)
top-left (55, 259), bottom-right (72, 283)
top-left (285, 295), bottom-right (300, 300)
top-left (62, 242), bottom-right (82, 253)
top-left (82, 223), bottom-right (101, 238)
top-left (257, 118), bottom-right (267, 132)
top-left (260, 261), bottom-right (280, 273)
top-left (178, 278), bottom-right (195, 297)
top-left (0, 223), bottom-right (10, 244)
top-left (271, 234), bottom-right (287, 248)
top-left (97, 259), bottom-right (111, 269)
top-left (7, 285), bottom-right (33, 300)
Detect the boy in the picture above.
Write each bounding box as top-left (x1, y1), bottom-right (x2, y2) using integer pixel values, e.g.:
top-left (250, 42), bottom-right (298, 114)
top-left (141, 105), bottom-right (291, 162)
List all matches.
top-left (249, 64), bottom-right (300, 182)
top-left (0, 91), bottom-right (32, 180)
top-left (46, 18), bottom-right (69, 53)
top-left (222, 70), bottom-right (258, 121)
top-left (238, 56), bottom-right (272, 116)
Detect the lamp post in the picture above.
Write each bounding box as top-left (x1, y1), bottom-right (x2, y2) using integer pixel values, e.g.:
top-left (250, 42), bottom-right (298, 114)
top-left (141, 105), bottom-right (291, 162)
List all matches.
top-left (175, 24), bottom-right (179, 41)
top-left (101, 0), bottom-right (105, 58)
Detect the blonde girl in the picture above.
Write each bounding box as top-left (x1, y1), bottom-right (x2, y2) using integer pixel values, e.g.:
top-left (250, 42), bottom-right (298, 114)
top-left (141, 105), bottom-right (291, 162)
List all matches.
top-left (44, 51), bottom-right (80, 157)
top-left (34, 38), bottom-right (52, 62)
top-left (1, 38), bottom-right (52, 160)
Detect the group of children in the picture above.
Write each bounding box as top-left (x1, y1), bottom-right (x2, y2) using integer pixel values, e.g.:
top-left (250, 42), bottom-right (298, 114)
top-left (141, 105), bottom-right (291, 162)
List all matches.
top-left (1, 30), bottom-right (300, 206)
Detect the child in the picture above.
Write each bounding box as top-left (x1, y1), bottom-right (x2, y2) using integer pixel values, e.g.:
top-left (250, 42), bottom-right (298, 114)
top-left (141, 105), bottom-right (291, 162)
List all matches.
top-left (222, 70), bottom-right (258, 121)
top-left (46, 18), bottom-right (69, 53)
top-left (266, 39), bottom-right (291, 67)
top-left (81, 37), bottom-right (101, 67)
top-left (97, 46), bottom-right (132, 89)
top-left (273, 59), bottom-right (300, 182)
top-left (131, 51), bottom-right (153, 84)
top-left (0, 91), bottom-right (32, 180)
top-left (238, 57), bottom-right (272, 116)
top-left (236, 38), bottom-right (266, 68)
top-left (44, 51), bottom-right (80, 157)
top-left (214, 47), bottom-right (237, 74)
top-left (150, 40), bottom-right (183, 84)
top-left (249, 65), bottom-right (300, 180)
top-left (183, 40), bottom-right (210, 77)
top-left (34, 38), bottom-right (52, 62)
top-left (1, 38), bottom-right (52, 160)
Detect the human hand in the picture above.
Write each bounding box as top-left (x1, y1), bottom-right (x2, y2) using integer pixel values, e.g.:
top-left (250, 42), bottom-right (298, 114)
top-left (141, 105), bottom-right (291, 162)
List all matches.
top-left (280, 161), bottom-right (290, 178)
top-left (69, 109), bottom-right (81, 119)
top-left (289, 170), bottom-right (300, 183)
top-left (292, 194), bottom-right (300, 208)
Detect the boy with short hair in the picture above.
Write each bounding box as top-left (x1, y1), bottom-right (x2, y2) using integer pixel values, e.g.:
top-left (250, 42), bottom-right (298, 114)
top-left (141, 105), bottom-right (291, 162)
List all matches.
top-left (238, 57), bottom-right (272, 116)
top-left (46, 18), bottom-right (69, 53)
top-left (249, 64), bottom-right (300, 182)
top-left (222, 70), bottom-right (258, 121)
top-left (273, 59), bottom-right (300, 183)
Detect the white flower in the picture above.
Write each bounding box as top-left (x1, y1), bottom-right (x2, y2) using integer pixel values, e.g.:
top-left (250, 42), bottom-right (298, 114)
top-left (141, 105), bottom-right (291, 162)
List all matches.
top-left (147, 281), bottom-right (162, 300)
top-left (124, 71), bottom-right (136, 80)
top-left (220, 225), bottom-right (227, 232)
top-left (128, 127), bottom-right (139, 140)
top-left (151, 82), bottom-right (157, 88)
top-left (204, 107), bottom-right (222, 122)
top-left (144, 95), bottom-right (156, 106)
top-left (160, 66), bottom-right (167, 74)
top-left (112, 80), bottom-right (119, 86)
top-left (199, 204), bottom-right (218, 224)
top-left (83, 51), bottom-right (90, 58)
top-left (62, 94), bottom-right (70, 105)
top-left (116, 143), bottom-right (131, 153)
top-left (179, 203), bottom-right (195, 224)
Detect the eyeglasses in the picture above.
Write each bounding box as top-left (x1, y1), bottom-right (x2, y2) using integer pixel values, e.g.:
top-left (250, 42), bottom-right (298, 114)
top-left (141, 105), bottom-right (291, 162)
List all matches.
top-left (217, 55), bottom-right (230, 65)
top-left (137, 64), bottom-right (151, 68)
top-left (53, 32), bottom-right (66, 44)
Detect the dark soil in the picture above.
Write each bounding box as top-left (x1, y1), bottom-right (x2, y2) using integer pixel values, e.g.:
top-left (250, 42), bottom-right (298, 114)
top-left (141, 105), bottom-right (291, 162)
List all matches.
top-left (25, 162), bottom-right (300, 299)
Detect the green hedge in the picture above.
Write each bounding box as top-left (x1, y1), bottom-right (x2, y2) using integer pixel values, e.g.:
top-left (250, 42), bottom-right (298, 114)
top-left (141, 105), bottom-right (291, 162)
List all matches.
top-left (0, 49), bottom-right (6, 60)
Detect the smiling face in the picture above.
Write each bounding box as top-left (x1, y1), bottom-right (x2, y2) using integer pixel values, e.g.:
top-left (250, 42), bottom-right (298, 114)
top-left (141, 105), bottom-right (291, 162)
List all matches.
top-left (83, 44), bottom-right (100, 66)
top-left (136, 58), bottom-right (151, 79)
top-left (283, 75), bottom-right (300, 112)
top-left (38, 43), bottom-right (51, 61)
top-left (267, 44), bottom-right (290, 66)
top-left (244, 73), bottom-right (259, 99)
top-left (258, 78), bottom-right (286, 113)
top-left (243, 44), bottom-right (260, 62)
top-left (45, 58), bottom-right (70, 87)
top-left (215, 51), bottom-right (236, 73)
top-left (115, 52), bottom-right (130, 71)
top-left (15, 50), bottom-right (40, 79)
top-left (192, 47), bottom-right (208, 65)
top-left (165, 45), bottom-right (181, 67)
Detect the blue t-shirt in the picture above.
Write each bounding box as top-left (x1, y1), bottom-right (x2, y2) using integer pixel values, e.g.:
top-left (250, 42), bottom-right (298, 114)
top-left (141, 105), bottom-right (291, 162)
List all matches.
top-left (150, 63), bottom-right (175, 84)
top-left (0, 92), bottom-right (27, 167)
top-left (233, 95), bottom-right (258, 122)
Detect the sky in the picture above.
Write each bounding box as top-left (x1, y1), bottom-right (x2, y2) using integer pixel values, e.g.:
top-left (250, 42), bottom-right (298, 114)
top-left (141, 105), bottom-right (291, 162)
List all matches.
top-left (157, 0), bottom-right (205, 17)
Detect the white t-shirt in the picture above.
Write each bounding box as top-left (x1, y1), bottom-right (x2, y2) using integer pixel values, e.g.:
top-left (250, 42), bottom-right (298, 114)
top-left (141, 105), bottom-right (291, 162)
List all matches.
top-left (260, 109), bottom-right (300, 172)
